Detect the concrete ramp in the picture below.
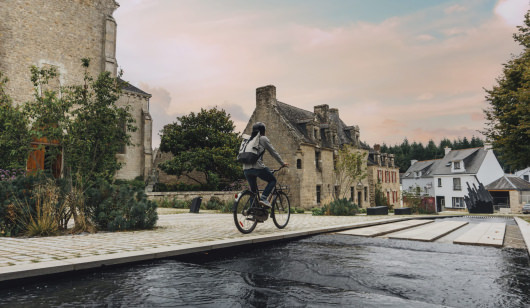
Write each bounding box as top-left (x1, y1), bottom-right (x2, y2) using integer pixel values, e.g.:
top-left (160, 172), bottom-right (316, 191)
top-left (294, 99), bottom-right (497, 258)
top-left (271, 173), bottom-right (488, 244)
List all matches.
top-left (453, 223), bottom-right (506, 247)
top-left (338, 219), bottom-right (434, 237)
top-left (388, 221), bottom-right (468, 242)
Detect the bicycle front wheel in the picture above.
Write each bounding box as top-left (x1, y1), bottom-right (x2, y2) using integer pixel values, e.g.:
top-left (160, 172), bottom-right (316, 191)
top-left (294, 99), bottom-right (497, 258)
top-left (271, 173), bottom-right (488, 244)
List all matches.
top-left (272, 191), bottom-right (290, 229)
top-left (233, 191), bottom-right (258, 234)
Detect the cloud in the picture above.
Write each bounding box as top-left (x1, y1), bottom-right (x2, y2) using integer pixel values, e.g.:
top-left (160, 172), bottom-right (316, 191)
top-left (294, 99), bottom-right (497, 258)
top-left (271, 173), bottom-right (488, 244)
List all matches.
top-left (445, 4), bottom-right (468, 14)
top-left (494, 0), bottom-right (530, 26)
top-left (114, 1), bottom-right (524, 149)
top-left (137, 83), bottom-right (181, 148)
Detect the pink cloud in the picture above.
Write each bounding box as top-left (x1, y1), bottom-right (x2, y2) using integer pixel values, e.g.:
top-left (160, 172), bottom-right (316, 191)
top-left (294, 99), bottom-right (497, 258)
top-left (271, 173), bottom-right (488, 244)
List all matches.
top-left (114, 1), bottom-right (525, 148)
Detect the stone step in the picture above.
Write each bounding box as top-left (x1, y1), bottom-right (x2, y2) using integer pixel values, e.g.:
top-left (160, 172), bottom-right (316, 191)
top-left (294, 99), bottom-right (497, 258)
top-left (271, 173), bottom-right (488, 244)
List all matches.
top-left (453, 222), bottom-right (506, 247)
top-left (338, 219), bottom-right (434, 237)
top-left (388, 220), bottom-right (468, 242)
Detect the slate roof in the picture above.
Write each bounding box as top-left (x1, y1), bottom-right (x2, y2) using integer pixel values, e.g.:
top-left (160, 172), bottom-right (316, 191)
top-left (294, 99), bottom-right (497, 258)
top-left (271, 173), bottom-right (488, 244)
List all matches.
top-left (485, 176), bottom-right (530, 191)
top-left (433, 147), bottom-right (486, 175)
top-left (275, 101), bottom-right (362, 148)
top-left (404, 147), bottom-right (491, 178)
top-left (118, 78), bottom-right (151, 97)
top-left (402, 159), bottom-right (441, 179)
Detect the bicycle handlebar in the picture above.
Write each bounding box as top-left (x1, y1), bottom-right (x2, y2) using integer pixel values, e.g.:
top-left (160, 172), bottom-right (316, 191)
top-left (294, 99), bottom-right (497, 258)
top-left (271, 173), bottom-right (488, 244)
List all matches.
top-left (271, 165), bottom-right (288, 174)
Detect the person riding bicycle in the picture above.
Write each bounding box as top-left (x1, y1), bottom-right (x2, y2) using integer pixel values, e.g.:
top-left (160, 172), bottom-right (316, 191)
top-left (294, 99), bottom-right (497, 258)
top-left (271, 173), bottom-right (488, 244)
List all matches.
top-left (242, 122), bottom-right (289, 208)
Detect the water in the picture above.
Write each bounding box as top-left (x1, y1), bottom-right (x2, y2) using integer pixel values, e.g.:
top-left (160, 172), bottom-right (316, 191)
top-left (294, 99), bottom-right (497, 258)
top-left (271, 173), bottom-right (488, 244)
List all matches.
top-left (1, 226), bottom-right (529, 307)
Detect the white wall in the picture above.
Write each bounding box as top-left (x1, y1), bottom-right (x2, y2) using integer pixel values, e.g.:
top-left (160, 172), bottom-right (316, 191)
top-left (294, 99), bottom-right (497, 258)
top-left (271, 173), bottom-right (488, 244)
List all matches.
top-left (476, 150), bottom-right (504, 186)
top-left (434, 175), bottom-right (478, 208)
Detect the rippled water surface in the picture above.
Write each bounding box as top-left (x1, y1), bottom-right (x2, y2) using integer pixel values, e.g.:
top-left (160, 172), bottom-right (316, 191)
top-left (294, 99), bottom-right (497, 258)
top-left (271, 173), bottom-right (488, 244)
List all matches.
top-left (1, 232), bottom-right (529, 307)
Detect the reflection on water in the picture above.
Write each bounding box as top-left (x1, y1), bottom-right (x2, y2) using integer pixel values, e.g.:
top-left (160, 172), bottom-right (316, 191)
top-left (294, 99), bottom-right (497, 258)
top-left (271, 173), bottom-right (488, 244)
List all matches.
top-left (0, 234), bottom-right (529, 307)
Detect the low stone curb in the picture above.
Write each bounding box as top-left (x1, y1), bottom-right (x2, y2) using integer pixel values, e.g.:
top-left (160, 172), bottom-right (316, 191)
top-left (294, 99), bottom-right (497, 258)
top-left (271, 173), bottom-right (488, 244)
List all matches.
top-left (514, 217), bottom-right (530, 257)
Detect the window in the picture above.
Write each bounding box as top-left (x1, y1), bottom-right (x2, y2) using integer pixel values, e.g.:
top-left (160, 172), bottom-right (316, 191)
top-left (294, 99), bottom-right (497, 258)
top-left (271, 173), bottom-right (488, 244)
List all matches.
top-left (452, 197), bottom-right (465, 208)
top-left (316, 185), bottom-right (321, 204)
top-left (524, 175), bottom-right (529, 182)
top-left (454, 161), bottom-right (460, 169)
top-left (315, 150), bottom-right (321, 170)
top-left (453, 178), bottom-right (461, 191)
top-left (296, 159), bottom-right (302, 169)
top-left (334, 186), bottom-right (340, 198)
top-left (350, 187), bottom-right (354, 202)
top-left (364, 187), bottom-right (368, 201)
top-left (438, 178), bottom-right (442, 187)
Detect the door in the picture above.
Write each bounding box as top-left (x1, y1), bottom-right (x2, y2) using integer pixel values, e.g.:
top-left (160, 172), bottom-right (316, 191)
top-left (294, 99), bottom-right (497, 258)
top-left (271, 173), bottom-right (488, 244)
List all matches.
top-left (436, 196), bottom-right (445, 212)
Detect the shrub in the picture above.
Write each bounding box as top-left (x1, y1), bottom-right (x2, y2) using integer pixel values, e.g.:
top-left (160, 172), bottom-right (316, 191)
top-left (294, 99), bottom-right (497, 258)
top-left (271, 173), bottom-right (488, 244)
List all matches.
top-left (114, 176), bottom-right (146, 190)
top-left (360, 208), bottom-right (367, 214)
top-left (85, 182), bottom-right (158, 232)
top-left (326, 198), bottom-right (359, 216)
top-left (219, 201), bottom-right (234, 213)
top-left (312, 207), bottom-right (325, 216)
top-left (204, 196), bottom-right (223, 210)
top-left (292, 207), bottom-right (305, 214)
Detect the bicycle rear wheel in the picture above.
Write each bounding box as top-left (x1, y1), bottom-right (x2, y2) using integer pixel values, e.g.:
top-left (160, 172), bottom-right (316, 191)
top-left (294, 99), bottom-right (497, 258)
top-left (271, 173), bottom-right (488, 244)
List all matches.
top-left (233, 191), bottom-right (258, 234)
top-left (272, 191), bottom-right (290, 229)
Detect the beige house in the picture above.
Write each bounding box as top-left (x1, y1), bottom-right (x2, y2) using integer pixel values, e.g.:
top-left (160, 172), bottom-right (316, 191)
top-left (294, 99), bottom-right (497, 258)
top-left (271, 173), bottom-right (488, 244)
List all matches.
top-left (486, 175), bottom-right (530, 214)
top-left (367, 145), bottom-right (401, 208)
top-left (0, 0), bottom-right (152, 180)
top-left (244, 85), bottom-right (371, 209)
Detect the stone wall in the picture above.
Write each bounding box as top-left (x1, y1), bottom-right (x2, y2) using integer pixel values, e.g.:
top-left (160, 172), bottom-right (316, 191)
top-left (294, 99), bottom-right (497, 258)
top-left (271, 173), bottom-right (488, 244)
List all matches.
top-left (115, 90), bottom-right (152, 180)
top-left (0, 0), bottom-right (118, 106)
top-left (1, 0), bottom-right (151, 181)
top-left (147, 191), bottom-right (237, 204)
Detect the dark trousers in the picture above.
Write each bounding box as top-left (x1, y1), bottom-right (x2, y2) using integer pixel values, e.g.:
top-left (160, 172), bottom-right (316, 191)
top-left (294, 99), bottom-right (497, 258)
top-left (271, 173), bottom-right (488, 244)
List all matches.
top-left (244, 168), bottom-right (276, 199)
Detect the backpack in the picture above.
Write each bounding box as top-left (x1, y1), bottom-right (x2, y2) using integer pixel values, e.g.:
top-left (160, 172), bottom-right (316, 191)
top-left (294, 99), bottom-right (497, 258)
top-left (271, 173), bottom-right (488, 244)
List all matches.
top-left (237, 133), bottom-right (264, 164)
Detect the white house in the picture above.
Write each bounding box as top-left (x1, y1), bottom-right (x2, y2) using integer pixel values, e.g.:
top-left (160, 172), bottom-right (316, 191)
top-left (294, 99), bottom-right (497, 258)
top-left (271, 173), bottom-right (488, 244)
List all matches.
top-left (402, 145), bottom-right (504, 212)
top-left (401, 159), bottom-right (441, 196)
top-left (515, 167), bottom-right (530, 182)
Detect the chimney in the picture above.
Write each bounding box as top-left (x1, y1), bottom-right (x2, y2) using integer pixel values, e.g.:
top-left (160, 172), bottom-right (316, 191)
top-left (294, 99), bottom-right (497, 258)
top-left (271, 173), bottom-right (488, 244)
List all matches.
top-left (374, 144), bottom-right (381, 152)
top-left (329, 108), bottom-right (339, 119)
top-left (411, 159), bottom-right (418, 166)
top-left (314, 104), bottom-right (329, 123)
top-left (256, 85), bottom-right (276, 108)
top-left (444, 146), bottom-right (451, 156)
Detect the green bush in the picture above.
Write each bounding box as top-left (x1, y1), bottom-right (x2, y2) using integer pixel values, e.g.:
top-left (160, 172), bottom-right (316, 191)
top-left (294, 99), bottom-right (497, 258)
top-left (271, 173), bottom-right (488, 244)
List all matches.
top-left (85, 182), bottom-right (158, 232)
top-left (312, 207), bottom-right (325, 216)
top-left (114, 176), bottom-right (146, 190)
top-left (292, 207), bottom-right (305, 214)
top-left (204, 196), bottom-right (223, 210)
top-left (360, 208), bottom-right (367, 214)
top-left (326, 198), bottom-right (359, 216)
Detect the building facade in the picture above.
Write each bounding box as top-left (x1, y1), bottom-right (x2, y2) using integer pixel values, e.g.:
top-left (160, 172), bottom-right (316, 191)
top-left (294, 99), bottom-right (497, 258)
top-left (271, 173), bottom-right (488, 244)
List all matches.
top-left (367, 145), bottom-right (401, 208)
top-left (402, 146), bottom-right (504, 212)
top-left (0, 0), bottom-right (152, 180)
top-left (244, 85), bottom-right (371, 209)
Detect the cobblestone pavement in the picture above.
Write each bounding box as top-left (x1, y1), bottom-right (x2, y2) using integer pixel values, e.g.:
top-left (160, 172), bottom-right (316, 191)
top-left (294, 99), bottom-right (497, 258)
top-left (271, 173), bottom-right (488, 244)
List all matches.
top-left (0, 213), bottom-right (397, 268)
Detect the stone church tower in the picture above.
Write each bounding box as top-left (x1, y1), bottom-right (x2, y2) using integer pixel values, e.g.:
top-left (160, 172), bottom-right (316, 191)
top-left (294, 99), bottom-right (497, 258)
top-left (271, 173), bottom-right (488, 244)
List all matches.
top-left (0, 0), bottom-right (152, 180)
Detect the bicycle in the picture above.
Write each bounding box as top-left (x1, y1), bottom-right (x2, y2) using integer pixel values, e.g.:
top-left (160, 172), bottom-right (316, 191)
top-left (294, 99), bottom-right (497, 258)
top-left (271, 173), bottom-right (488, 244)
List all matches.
top-left (233, 167), bottom-right (291, 234)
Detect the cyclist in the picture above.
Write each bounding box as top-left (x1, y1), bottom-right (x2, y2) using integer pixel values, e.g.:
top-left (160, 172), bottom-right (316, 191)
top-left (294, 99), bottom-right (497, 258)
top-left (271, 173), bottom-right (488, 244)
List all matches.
top-left (242, 122), bottom-right (289, 208)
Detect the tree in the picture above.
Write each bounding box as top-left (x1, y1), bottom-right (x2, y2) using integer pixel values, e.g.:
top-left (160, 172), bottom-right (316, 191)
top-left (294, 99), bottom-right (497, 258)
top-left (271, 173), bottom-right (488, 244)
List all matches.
top-left (23, 59), bottom-right (135, 182)
top-left (483, 11), bottom-right (530, 170)
top-left (0, 72), bottom-right (31, 170)
top-left (159, 107), bottom-right (242, 190)
top-left (332, 145), bottom-right (367, 201)
top-left (62, 59), bottom-right (135, 183)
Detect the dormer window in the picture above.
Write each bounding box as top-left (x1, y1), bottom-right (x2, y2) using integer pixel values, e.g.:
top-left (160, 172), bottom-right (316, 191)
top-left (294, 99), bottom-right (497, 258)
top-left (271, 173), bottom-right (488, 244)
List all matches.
top-left (454, 161), bottom-right (461, 169)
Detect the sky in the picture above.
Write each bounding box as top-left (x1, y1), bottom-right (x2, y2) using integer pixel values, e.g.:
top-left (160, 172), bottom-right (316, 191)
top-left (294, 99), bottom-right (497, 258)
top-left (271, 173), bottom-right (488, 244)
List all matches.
top-left (114, 0), bottom-right (529, 149)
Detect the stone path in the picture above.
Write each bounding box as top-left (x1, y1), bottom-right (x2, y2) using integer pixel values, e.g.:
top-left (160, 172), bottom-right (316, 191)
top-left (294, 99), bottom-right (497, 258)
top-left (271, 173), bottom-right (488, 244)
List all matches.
top-left (388, 220), bottom-right (469, 242)
top-left (453, 222), bottom-right (506, 247)
top-left (337, 219), bottom-right (434, 237)
top-left (1, 213), bottom-right (529, 283)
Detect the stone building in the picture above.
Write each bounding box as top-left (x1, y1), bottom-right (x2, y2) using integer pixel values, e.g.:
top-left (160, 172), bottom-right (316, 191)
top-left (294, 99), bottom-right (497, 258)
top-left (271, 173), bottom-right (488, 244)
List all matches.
top-left (0, 0), bottom-right (152, 180)
top-left (244, 85), bottom-right (371, 209)
top-left (367, 145), bottom-right (401, 208)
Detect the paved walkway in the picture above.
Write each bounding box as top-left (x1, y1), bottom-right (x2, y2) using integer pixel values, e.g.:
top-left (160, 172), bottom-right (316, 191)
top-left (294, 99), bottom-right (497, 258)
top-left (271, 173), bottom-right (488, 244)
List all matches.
top-left (1, 212), bottom-right (529, 283)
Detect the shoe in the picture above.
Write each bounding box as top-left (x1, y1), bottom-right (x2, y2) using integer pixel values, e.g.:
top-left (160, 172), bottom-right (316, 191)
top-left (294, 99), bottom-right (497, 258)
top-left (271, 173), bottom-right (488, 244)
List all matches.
top-left (259, 198), bottom-right (272, 209)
